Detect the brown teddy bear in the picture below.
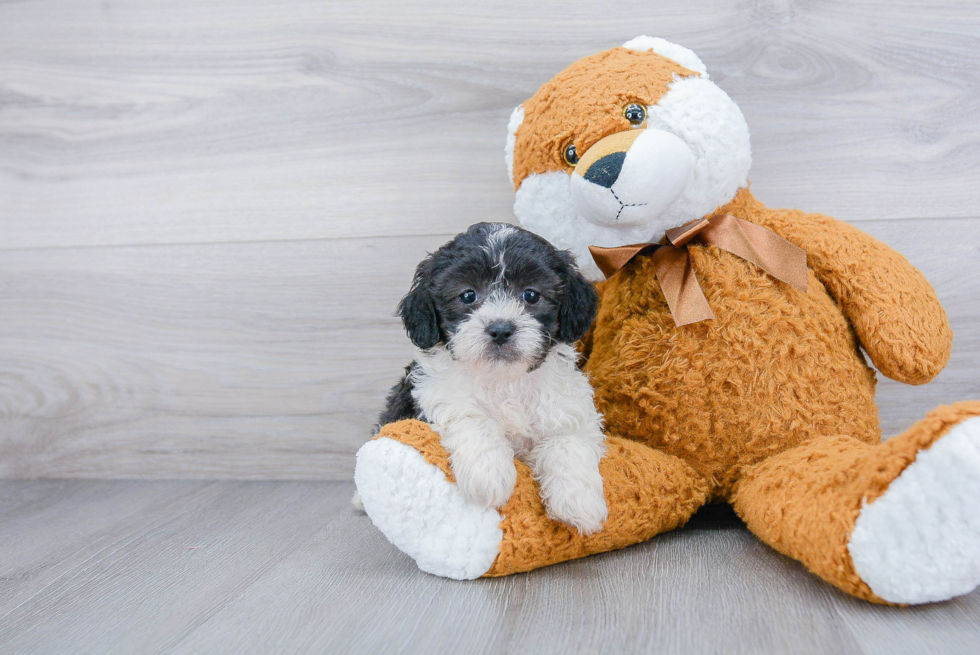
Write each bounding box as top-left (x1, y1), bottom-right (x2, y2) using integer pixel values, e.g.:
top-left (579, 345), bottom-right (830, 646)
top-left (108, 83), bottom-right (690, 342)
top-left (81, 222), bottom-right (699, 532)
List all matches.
top-left (355, 37), bottom-right (980, 605)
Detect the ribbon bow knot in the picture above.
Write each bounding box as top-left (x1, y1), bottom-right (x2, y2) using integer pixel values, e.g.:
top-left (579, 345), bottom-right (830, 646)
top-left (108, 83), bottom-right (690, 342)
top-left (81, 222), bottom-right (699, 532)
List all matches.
top-left (589, 213), bottom-right (808, 327)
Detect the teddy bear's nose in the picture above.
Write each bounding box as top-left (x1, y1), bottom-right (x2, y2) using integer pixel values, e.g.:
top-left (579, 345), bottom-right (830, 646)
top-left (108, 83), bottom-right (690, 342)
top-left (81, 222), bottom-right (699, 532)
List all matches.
top-left (583, 152), bottom-right (626, 188)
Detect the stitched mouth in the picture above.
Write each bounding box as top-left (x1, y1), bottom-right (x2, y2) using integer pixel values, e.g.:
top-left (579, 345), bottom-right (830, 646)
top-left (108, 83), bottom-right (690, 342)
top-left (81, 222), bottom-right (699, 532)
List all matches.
top-left (609, 188), bottom-right (647, 221)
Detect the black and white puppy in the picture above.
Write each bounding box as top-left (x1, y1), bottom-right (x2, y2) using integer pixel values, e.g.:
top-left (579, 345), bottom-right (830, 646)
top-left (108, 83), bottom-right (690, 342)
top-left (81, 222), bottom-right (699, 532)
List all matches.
top-left (377, 222), bottom-right (608, 535)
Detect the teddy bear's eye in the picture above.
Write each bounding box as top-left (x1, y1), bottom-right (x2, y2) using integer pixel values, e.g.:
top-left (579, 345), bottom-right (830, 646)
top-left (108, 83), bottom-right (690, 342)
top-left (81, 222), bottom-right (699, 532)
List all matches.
top-left (624, 103), bottom-right (646, 126)
top-left (562, 143), bottom-right (579, 167)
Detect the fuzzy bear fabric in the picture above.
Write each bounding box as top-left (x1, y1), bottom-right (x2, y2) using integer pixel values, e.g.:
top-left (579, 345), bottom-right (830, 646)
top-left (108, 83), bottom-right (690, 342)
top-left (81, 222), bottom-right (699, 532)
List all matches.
top-left (372, 419), bottom-right (709, 577)
top-left (734, 401), bottom-right (980, 603)
top-left (366, 400), bottom-right (980, 603)
top-left (583, 187), bottom-right (952, 499)
top-left (357, 38), bottom-right (980, 605)
top-left (510, 47), bottom-right (698, 189)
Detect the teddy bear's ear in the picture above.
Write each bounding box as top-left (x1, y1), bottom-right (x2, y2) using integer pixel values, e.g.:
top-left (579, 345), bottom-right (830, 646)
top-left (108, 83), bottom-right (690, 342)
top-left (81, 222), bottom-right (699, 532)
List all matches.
top-left (397, 259), bottom-right (442, 350)
top-left (621, 36), bottom-right (709, 79)
top-left (556, 252), bottom-right (600, 344)
top-left (504, 104), bottom-right (525, 186)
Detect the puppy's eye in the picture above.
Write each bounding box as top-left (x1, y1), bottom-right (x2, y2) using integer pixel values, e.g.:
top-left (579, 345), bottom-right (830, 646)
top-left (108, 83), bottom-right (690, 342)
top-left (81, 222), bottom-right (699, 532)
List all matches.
top-left (522, 289), bottom-right (540, 304)
top-left (459, 290), bottom-right (477, 304)
top-left (623, 103), bottom-right (646, 126)
top-left (562, 142), bottom-right (579, 167)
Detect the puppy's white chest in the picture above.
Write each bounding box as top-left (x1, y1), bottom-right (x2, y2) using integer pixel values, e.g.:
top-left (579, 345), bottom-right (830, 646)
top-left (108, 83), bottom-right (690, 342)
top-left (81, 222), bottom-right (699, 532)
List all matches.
top-left (472, 383), bottom-right (540, 452)
top-left (412, 344), bottom-right (597, 454)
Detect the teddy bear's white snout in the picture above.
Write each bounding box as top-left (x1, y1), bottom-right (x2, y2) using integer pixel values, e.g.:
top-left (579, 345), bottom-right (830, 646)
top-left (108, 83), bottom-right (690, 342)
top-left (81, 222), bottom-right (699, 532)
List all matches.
top-left (569, 128), bottom-right (695, 228)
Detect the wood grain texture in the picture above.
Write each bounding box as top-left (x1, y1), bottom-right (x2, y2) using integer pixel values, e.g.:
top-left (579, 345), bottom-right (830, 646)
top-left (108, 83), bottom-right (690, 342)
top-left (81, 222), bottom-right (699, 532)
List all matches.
top-left (0, 235), bottom-right (440, 478)
top-left (0, 481), bottom-right (976, 654)
top-left (1, 0), bottom-right (979, 250)
top-left (1, 0), bottom-right (979, 478)
top-left (0, 480), bottom-right (349, 654)
top-left (0, 219), bottom-right (976, 479)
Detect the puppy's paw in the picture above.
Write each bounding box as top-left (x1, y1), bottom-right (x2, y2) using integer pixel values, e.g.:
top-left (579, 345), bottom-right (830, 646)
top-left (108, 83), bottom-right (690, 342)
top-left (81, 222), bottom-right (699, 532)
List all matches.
top-left (452, 450), bottom-right (517, 509)
top-left (544, 478), bottom-right (608, 536)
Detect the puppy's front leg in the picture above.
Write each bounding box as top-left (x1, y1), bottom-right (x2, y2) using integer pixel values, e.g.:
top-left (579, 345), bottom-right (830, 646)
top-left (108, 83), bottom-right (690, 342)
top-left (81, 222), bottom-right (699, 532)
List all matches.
top-left (529, 432), bottom-right (607, 535)
top-left (440, 417), bottom-right (517, 509)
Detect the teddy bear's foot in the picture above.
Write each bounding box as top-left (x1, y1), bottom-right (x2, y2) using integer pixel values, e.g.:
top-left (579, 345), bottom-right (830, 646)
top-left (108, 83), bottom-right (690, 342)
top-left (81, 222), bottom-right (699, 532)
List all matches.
top-left (849, 416), bottom-right (980, 604)
top-left (355, 436), bottom-right (503, 580)
top-left (357, 419), bottom-right (712, 579)
top-left (732, 401), bottom-right (980, 604)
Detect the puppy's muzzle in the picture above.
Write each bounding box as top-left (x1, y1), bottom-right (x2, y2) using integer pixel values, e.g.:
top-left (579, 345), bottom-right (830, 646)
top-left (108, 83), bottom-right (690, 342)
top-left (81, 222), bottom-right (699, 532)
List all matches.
top-left (486, 320), bottom-right (516, 346)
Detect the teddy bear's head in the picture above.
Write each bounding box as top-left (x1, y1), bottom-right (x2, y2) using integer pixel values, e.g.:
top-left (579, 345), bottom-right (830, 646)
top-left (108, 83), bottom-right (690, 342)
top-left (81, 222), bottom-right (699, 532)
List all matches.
top-left (506, 36), bottom-right (751, 280)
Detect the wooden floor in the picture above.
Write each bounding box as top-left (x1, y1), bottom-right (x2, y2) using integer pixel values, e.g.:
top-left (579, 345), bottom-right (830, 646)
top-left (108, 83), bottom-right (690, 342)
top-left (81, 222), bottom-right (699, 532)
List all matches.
top-left (0, 480), bottom-right (977, 655)
top-left (3, 1), bottom-right (980, 652)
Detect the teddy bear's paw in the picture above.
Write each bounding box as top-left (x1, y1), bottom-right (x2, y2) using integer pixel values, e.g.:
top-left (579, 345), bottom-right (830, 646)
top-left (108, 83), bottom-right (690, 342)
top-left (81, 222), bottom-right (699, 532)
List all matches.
top-left (354, 437), bottom-right (503, 580)
top-left (849, 416), bottom-right (980, 604)
top-left (543, 478), bottom-right (608, 536)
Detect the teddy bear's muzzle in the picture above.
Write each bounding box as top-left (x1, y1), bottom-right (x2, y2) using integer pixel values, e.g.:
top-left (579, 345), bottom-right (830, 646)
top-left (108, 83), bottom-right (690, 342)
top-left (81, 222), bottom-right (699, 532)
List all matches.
top-left (570, 128), bottom-right (696, 228)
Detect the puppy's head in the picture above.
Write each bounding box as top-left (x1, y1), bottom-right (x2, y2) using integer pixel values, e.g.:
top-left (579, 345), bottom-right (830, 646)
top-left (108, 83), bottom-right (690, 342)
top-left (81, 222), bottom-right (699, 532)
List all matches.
top-left (399, 223), bottom-right (598, 370)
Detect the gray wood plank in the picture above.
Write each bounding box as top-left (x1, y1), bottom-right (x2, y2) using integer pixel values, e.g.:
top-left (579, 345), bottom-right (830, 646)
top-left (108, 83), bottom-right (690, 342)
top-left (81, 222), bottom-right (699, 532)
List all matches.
top-left (1, 0), bottom-right (979, 251)
top-left (0, 217), bottom-right (976, 479)
top-left (0, 480), bottom-right (348, 655)
top-left (0, 234), bottom-right (440, 479)
top-left (0, 480), bottom-right (207, 578)
top-left (831, 590), bottom-right (980, 655)
top-left (167, 487), bottom-right (865, 655)
top-left (0, 481), bottom-right (976, 654)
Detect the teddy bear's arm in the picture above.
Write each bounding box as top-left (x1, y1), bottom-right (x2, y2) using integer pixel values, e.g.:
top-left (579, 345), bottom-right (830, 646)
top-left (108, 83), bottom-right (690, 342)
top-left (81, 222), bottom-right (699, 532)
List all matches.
top-left (762, 209), bottom-right (952, 385)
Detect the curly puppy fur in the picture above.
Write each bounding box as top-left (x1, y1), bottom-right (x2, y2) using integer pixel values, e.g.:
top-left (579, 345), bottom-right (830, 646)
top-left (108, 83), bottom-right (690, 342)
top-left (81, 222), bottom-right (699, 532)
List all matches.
top-left (379, 223), bottom-right (608, 534)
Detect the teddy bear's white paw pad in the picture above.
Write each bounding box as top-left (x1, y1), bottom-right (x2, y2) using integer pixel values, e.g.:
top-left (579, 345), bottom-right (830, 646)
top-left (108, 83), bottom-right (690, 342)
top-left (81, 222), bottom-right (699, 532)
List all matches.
top-left (354, 437), bottom-right (503, 580)
top-left (849, 416), bottom-right (980, 603)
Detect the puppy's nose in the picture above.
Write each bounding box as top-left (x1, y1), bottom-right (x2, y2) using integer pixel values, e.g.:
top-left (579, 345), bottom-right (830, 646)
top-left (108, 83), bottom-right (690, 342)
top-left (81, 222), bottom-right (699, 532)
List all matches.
top-left (583, 152), bottom-right (626, 188)
top-left (486, 321), bottom-right (515, 345)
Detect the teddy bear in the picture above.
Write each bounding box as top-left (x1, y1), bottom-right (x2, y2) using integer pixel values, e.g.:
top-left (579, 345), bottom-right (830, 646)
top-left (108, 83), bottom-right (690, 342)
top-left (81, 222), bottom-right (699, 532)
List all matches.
top-left (354, 36), bottom-right (980, 605)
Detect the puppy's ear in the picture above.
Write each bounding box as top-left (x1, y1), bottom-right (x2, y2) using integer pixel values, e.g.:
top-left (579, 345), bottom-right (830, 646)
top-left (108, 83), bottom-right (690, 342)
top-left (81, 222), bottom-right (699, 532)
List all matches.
top-left (398, 262), bottom-right (442, 350)
top-left (556, 253), bottom-right (600, 343)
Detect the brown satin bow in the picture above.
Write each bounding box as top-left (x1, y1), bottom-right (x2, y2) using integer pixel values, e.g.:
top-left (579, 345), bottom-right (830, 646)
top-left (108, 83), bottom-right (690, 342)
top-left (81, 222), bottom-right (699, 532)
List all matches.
top-left (589, 213), bottom-right (808, 326)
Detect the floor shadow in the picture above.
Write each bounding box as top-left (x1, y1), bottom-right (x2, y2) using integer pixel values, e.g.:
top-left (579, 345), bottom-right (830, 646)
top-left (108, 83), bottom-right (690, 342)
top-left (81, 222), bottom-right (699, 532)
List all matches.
top-left (681, 503), bottom-right (745, 530)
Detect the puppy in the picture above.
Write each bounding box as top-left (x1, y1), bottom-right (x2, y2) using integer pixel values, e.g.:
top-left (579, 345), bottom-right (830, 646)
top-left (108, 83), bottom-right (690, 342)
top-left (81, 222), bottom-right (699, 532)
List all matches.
top-left (373, 222), bottom-right (608, 535)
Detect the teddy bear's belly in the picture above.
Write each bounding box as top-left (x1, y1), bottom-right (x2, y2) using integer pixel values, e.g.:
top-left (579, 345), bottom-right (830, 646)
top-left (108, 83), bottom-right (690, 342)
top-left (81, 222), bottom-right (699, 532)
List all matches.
top-left (584, 246), bottom-right (880, 497)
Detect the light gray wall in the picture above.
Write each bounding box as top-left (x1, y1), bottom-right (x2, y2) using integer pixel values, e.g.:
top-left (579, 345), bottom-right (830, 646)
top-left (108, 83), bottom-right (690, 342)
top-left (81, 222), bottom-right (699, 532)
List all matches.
top-left (1, 0), bottom-right (978, 479)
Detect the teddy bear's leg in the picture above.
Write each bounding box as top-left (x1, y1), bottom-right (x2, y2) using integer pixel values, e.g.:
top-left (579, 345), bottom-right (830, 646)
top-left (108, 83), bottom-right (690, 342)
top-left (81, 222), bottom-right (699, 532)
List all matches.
top-left (730, 401), bottom-right (980, 604)
top-left (355, 419), bottom-right (710, 579)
